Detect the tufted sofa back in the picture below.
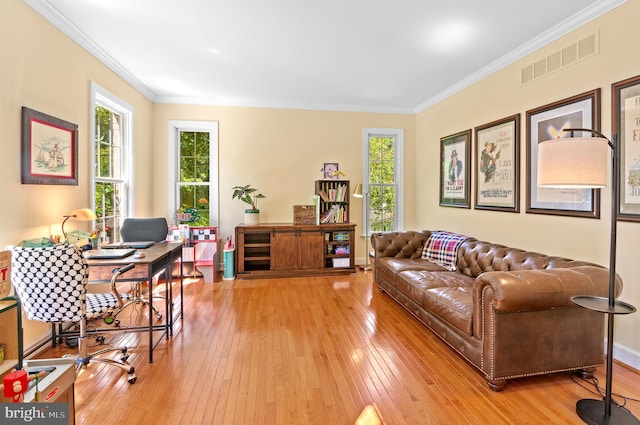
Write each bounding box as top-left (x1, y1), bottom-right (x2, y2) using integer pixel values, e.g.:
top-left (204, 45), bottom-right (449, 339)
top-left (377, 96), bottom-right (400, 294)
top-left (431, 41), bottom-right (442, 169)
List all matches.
top-left (456, 239), bottom-right (599, 278)
top-left (371, 230), bottom-right (431, 259)
top-left (370, 230), bottom-right (602, 278)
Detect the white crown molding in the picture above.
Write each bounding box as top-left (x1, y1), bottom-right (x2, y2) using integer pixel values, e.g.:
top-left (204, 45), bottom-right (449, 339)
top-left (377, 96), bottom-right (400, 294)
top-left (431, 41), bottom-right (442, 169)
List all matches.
top-left (413, 0), bottom-right (627, 114)
top-left (24, 0), bottom-right (157, 101)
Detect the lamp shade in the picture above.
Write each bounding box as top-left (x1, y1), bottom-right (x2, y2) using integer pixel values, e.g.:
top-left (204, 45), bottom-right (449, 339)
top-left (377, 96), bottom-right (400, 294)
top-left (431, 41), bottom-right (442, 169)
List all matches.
top-left (537, 137), bottom-right (609, 188)
top-left (353, 183), bottom-right (363, 198)
top-left (69, 208), bottom-right (97, 220)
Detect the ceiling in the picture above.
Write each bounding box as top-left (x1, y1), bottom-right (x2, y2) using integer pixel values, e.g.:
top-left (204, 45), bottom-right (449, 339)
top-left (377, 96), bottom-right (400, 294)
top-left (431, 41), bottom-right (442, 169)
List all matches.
top-left (27, 0), bottom-right (624, 114)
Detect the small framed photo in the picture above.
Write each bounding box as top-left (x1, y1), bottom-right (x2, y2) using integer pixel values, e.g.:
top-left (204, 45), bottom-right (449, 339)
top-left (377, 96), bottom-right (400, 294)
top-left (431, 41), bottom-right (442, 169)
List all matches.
top-left (323, 163), bottom-right (339, 180)
top-left (525, 89), bottom-right (600, 218)
top-left (612, 74), bottom-right (640, 222)
top-left (474, 114), bottom-right (520, 212)
top-left (440, 130), bottom-right (471, 208)
top-left (21, 107), bottom-right (78, 185)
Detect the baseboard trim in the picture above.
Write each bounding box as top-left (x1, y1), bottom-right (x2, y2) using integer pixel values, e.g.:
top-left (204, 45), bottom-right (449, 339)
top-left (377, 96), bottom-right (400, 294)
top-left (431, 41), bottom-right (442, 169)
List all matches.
top-left (613, 341), bottom-right (640, 371)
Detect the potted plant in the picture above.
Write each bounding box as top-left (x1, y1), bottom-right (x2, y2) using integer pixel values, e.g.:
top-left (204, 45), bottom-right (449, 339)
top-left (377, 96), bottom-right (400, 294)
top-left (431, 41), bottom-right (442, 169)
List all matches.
top-left (232, 185), bottom-right (266, 225)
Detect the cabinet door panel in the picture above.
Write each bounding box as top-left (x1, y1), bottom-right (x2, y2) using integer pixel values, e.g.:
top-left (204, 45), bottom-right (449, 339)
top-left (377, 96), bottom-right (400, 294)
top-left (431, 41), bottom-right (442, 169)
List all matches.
top-left (272, 231), bottom-right (298, 270)
top-left (299, 231), bottom-right (324, 270)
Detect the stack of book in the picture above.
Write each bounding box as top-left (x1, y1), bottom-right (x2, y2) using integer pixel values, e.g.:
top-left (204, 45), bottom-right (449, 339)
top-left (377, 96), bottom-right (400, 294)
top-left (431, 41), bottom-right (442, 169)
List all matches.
top-left (319, 204), bottom-right (348, 223)
top-left (317, 184), bottom-right (347, 203)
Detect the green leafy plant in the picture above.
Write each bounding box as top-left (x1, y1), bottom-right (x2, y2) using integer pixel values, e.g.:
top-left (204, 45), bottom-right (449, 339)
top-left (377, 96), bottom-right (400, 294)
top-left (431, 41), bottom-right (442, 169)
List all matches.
top-left (232, 185), bottom-right (266, 211)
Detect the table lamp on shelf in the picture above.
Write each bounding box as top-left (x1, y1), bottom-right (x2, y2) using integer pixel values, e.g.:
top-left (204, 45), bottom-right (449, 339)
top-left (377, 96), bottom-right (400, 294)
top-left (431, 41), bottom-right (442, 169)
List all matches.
top-left (352, 183), bottom-right (371, 271)
top-left (537, 128), bottom-right (638, 425)
top-left (61, 208), bottom-right (97, 243)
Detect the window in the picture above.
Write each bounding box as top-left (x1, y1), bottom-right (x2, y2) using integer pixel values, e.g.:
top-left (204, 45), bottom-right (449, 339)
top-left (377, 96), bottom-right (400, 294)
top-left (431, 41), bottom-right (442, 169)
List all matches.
top-left (362, 128), bottom-right (404, 234)
top-left (90, 84), bottom-right (133, 243)
top-left (168, 121), bottom-right (219, 227)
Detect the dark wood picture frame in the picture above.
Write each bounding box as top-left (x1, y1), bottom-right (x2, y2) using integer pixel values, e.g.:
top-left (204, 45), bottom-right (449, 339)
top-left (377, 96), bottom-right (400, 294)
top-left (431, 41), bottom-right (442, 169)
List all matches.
top-left (525, 89), bottom-right (601, 218)
top-left (612, 74), bottom-right (640, 222)
top-left (474, 114), bottom-right (520, 212)
top-left (21, 107), bottom-right (78, 185)
top-left (322, 163), bottom-right (339, 180)
top-left (440, 129), bottom-right (471, 208)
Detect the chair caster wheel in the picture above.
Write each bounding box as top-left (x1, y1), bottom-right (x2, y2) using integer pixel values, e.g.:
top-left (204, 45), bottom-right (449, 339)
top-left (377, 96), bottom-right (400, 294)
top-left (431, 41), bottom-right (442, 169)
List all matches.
top-left (121, 354), bottom-right (130, 362)
top-left (156, 314), bottom-right (163, 321)
top-left (128, 373), bottom-right (137, 384)
top-left (96, 336), bottom-right (105, 345)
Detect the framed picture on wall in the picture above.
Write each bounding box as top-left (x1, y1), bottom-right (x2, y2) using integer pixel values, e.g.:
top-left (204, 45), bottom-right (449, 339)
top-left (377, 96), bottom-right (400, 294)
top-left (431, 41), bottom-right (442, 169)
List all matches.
top-left (322, 163), bottom-right (339, 180)
top-left (21, 107), bottom-right (78, 185)
top-left (613, 74), bottom-right (640, 222)
top-left (474, 114), bottom-right (520, 212)
top-left (525, 89), bottom-right (600, 218)
top-left (440, 129), bottom-right (471, 208)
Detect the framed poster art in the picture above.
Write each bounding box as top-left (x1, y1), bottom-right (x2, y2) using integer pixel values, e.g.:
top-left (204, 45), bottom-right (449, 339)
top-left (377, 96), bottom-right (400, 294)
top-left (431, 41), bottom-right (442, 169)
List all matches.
top-left (474, 114), bottom-right (520, 212)
top-left (612, 74), bottom-right (640, 222)
top-left (525, 89), bottom-right (601, 218)
top-left (21, 107), bottom-right (78, 185)
top-left (440, 129), bottom-right (471, 208)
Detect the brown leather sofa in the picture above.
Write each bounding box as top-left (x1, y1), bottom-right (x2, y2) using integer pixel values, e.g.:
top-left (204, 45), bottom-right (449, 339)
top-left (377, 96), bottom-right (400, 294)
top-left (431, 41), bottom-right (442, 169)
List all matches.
top-left (371, 230), bottom-right (620, 391)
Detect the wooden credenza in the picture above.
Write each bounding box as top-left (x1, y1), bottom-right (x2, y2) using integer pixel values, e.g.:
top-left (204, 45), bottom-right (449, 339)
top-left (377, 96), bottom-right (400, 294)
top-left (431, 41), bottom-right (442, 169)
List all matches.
top-left (235, 223), bottom-right (356, 279)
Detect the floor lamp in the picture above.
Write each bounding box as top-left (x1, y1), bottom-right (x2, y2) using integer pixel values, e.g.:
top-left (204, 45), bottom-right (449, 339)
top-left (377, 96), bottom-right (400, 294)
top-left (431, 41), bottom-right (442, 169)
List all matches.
top-left (352, 183), bottom-right (371, 271)
top-left (537, 129), bottom-right (638, 425)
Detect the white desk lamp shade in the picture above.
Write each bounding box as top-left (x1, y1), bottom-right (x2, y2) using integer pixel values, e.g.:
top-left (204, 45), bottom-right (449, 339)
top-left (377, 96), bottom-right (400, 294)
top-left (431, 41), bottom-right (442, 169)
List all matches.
top-left (537, 137), bottom-right (609, 188)
top-left (70, 208), bottom-right (97, 220)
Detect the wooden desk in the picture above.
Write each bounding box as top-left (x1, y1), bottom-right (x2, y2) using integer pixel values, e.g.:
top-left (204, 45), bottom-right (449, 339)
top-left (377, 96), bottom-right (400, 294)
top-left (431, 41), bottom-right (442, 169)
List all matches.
top-left (54, 241), bottom-right (183, 363)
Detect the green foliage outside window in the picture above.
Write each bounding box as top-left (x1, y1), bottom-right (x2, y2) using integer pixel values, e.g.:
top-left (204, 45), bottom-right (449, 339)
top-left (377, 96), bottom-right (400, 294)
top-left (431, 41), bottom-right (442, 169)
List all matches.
top-left (179, 131), bottom-right (210, 226)
top-left (368, 136), bottom-right (396, 232)
top-left (94, 105), bottom-right (124, 240)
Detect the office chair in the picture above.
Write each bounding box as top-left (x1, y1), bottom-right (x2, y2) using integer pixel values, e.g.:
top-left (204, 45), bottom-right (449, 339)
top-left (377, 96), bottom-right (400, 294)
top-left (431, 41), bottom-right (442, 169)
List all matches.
top-left (116, 217), bottom-right (169, 321)
top-left (10, 245), bottom-right (137, 384)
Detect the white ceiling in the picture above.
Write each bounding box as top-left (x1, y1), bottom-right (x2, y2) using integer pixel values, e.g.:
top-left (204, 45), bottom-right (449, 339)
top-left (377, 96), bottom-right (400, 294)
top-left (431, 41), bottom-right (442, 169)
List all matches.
top-left (27, 0), bottom-right (624, 114)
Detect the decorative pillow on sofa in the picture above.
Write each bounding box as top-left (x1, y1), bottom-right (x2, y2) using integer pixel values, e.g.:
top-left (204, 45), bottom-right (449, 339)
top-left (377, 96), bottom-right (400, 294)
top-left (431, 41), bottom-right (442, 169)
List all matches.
top-left (421, 230), bottom-right (469, 271)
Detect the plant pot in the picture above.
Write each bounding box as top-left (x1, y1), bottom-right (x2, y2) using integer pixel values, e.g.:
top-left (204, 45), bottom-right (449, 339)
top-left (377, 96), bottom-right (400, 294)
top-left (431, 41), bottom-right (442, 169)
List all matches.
top-left (244, 209), bottom-right (260, 225)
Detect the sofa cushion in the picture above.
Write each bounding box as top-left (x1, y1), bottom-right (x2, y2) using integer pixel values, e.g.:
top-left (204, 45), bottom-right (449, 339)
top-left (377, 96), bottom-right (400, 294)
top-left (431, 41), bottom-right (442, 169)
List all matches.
top-left (397, 270), bottom-right (475, 336)
top-left (421, 231), bottom-right (470, 271)
top-left (378, 257), bottom-right (447, 274)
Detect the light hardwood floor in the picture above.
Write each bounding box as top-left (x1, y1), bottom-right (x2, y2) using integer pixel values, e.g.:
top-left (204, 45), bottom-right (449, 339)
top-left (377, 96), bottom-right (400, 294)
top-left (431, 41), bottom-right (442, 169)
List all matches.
top-left (36, 271), bottom-right (640, 424)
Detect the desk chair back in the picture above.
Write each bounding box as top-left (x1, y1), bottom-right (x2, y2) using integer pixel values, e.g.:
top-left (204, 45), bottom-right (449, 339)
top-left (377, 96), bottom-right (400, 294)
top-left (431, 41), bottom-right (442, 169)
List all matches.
top-left (11, 245), bottom-right (87, 323)
top-left (121, 217), bottom-right (169, 242)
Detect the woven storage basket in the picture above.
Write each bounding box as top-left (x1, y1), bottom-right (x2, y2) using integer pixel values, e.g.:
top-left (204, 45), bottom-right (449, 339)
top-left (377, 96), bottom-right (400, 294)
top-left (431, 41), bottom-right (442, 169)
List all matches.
top-left (293, 205), bottom-right (316, 225)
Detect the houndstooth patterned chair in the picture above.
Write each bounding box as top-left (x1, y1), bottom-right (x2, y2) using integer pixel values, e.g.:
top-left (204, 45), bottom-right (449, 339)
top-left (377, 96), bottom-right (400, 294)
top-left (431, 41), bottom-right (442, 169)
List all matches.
top-left (10, 245), bottom-right (137, 384)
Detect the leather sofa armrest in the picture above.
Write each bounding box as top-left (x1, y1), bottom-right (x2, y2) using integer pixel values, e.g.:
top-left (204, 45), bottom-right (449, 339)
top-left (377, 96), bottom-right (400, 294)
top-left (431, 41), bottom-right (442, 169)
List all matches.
top-left (474, 265), bottom-right (621, 313)
top-left (370, 231), bottom-right (431, 259)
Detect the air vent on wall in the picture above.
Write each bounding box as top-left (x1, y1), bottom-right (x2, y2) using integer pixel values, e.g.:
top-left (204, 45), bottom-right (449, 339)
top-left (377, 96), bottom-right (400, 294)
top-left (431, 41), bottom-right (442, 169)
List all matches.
top-left (521, 32), bottom-right (599, 85)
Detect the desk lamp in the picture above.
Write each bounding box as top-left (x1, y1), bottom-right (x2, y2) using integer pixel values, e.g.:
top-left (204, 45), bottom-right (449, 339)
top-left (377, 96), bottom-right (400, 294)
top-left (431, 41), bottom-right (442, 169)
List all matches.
top-left (537, 128), bottom-right (638, 425)
top-left (61, 208), bottom-right (97, 242)
top-left (353, 183), bottom-right (371, 271)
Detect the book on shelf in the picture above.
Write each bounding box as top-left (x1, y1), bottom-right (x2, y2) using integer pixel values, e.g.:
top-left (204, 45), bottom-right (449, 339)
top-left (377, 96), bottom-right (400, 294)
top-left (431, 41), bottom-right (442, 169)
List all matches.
top-left (326, 184), bottom-right (348, 202)
top-left (318, 190), bottom-right (330, 202)
top-left (319, 204), bottom-right (348, 224)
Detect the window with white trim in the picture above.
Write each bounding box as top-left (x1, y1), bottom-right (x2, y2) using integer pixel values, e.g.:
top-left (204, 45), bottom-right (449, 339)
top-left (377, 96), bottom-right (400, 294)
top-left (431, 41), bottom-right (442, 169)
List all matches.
top-left (90, 84), bottom-right (133, 243)
top-left (168, 121), bottom-right (219, 227)
top-left (362, 128), bottom-right (404, 234)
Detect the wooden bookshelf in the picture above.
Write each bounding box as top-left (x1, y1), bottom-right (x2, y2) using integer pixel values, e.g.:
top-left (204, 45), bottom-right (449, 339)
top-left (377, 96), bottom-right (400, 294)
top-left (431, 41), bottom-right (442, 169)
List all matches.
top-left (315, 180), bottom-right (350, 224)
